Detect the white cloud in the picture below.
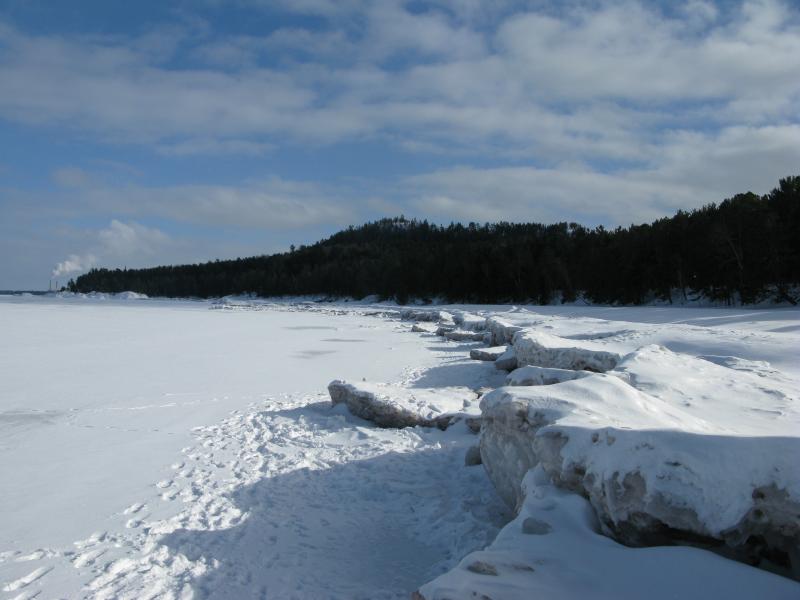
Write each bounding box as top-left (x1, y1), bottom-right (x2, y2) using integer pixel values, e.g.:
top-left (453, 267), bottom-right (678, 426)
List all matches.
top-left (404, 165), bottom-right (698, 226)
top-left (0, 1), bottom-right (796, 157)
top-left (52, 253), bottom-right (97, 277)
top-left (52, 176), bottom-right (356, 230)
top-left (2, 0), bottom-right (799, 291)
top-left (402, 122), bottom-right (800, 226)
top-left (51, 220), bottom-right (173, 277)
top-left (98, 220), bottom-right (171, 257)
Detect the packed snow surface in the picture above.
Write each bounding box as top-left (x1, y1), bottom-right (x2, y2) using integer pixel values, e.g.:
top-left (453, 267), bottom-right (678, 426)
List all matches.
top-left (1, 294), bottom-right (798, 599)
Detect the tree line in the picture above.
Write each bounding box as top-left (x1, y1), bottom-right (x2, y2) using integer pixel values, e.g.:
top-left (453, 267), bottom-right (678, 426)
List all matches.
top-left (70, 176), bottom-right (800, 305)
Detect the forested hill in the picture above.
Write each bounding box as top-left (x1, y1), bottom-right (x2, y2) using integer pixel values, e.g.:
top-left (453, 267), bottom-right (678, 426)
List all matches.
top-left (71, 176), bottom-right (800, 305)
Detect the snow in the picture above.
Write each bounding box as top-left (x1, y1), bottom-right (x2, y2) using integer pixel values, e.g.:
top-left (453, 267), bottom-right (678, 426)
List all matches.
top-left (1, 294), bottom-right (507, 598)
top-left (468, 346), bottom-right (508, 362)
top-left (480, 365), bottom-right (799, 536)
top-left (505, 365), bottom-right (590, 386)
top-left (419, 467), bottom-right (800, 600)
top-left (1, 294), bottom-right (799, 598)
top-left (328, 380), bottom-right (479, 428)
top-left (511, 329), bottom-right (621, 372)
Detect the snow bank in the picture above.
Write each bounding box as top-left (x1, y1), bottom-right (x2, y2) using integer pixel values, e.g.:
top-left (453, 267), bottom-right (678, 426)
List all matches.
top-left (54, 290), bottom-right (149, 300)
top-left (512, 329), bottom-right (621, 372)
top-left (417, 468), bottom-right (800, 600)
top-left (479, 344), bottom-right (800, 574)
top-left (452, 311), bottom-right (486, 331)
top-left (485, 316), bottom-right (523, 346)
top-left (400, 308), bottom-right (444, 322)
top-left (506, 365), bottom-right (591, 386)
top-left (116, 291), bottom-right (149, 300)
top-left (328, 380), bottom-right (479, 429)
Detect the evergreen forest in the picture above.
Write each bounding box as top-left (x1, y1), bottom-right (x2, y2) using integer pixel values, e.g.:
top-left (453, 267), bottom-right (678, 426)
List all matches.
top-left (70, 176), bottom-right (800, 305)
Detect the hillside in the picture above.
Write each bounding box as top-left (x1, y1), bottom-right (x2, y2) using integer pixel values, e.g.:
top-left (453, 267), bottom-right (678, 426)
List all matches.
top-left (71, 176), bottom-right (800, 305)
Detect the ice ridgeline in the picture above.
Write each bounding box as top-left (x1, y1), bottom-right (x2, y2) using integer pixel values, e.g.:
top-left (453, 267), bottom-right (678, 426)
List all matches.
top-left (327, 307), bottom-right (800, 598)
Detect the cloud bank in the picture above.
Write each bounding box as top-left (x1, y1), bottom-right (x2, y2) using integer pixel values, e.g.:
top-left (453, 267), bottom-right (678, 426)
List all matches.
top-left (0, 0), bottom-right (797, 287)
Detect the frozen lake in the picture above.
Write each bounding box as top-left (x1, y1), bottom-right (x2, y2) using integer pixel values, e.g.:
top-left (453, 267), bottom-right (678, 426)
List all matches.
top-left (2, 295), bottom-right (494, 598)
top-left (1, 295), bottom-right (798, 599)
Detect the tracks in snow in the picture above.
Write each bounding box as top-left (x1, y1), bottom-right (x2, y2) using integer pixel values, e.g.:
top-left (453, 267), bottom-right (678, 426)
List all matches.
top-left (0, 391), bottom-right (506, 599)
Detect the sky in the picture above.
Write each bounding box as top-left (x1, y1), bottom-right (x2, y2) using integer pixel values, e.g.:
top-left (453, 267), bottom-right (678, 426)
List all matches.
top-left (0, 0), bottom-right (798, 289)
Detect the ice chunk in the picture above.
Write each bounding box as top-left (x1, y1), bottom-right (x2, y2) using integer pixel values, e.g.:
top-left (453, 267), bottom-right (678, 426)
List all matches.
top-left (506, 365), bottom-right (591, 386)
top-left (485, 316), bottom-right (523, 346)
top-left (469, 346), bottom-right (508, 362)
top-left (512, 329), bottom-right (620, 372)
top-left (494, 347), bottom-right (518, 372)
top-left (479, 346), bottom-right (800, 575)
top-left (445, 330), bottom-right (487, 342)
top-left (417, 468), bottom-right (800, 599)
top-left (327, 380), bottom-right (478, 429)
top-left (452, 311), bottom-right (486, 331)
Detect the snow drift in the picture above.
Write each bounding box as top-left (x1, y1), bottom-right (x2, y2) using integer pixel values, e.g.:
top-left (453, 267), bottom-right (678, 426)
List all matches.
top-left (479, 344), bottom-right (800, 574)
top-left (417, 468), bottom-right (800, 600)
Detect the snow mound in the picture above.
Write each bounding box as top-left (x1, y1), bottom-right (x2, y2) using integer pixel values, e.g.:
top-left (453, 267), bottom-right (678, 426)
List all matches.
top-left (512, 329), bottom-right (621, 372)
top-left (328, 380), bottom-right (479, 429)
top-left (116, 291), bottom-right (149, 300)
top-left (452, 311), bottom-right (486, 331)
top-left (444, 330), bottom-right (487, 342)
top-left (506, 365), bottom-right (591, 386)
top-left (411, 322), bottom-right (438, 333)
top-left (480, 344), bottom-right (800, 574)
top-left (417, 468), bottom-right (800, 600)
top-left (485, 316), bottom-right (524, 346)
top-left (54, 290), bottom-right (149, 300)
top-left (469, 346), bottom-right (508, 362)
top-left (400, 308), bottom-right (443, 322)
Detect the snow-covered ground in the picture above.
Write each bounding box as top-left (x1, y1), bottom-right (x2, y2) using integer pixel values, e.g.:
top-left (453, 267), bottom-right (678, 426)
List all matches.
top-left (1, 294), bottom-right (798, 599)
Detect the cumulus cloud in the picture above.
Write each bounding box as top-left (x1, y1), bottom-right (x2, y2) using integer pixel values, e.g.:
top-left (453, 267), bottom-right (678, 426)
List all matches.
top-left (52, 253), bottom-right (97, 277)
top-left (0, 0), bottom-right (796, 156)
top-left (52, 220), bottom-right (174, 278)
top-left (98, 220), bottom-right (171, 257)
top-left (2, 1), bottom-right (799, 288)
top-left (72, 178), bottom-right (356, 230)
top-left (402, 122), bottom-right (800, 226)
top-left (403, 166), bottom-right (699, 226)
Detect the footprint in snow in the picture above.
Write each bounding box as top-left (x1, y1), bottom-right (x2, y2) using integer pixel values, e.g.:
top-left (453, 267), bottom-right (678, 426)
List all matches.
top-left (123, 503), bottom-right (146, 515)
top-left (74, 532), bottom-right (107, 549)
top-left (14, 549), bottom-right (47, 562)
top-left (2, 565), bottom-right (53, 592)
top-left (73, 548), bottom-right (107, 569)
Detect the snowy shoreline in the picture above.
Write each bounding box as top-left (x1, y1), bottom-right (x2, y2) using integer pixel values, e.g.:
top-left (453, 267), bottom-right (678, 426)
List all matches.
top-left (1, 295), bottom-right (799, 599)
top-left (336, 304), bottom-right (800, 598)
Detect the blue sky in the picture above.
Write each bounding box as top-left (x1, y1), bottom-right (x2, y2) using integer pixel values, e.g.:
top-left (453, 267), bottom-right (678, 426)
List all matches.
top-left (1, 0), bottom-right (798, 289)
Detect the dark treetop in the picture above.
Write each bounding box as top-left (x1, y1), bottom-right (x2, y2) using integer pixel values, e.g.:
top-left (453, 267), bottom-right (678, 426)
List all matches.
top-left (71, 176), bottom-right (800, 305)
